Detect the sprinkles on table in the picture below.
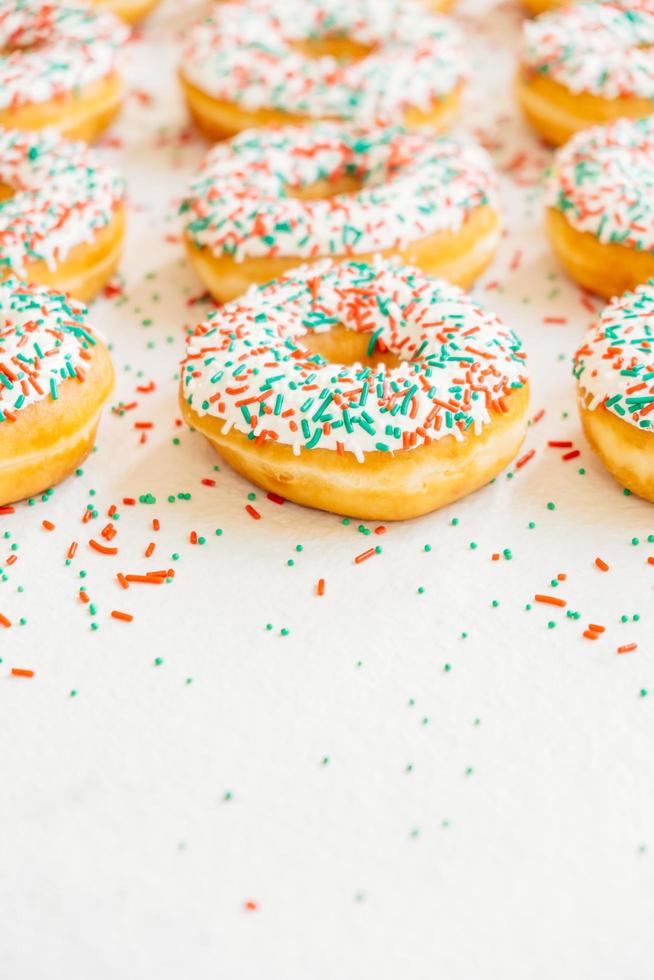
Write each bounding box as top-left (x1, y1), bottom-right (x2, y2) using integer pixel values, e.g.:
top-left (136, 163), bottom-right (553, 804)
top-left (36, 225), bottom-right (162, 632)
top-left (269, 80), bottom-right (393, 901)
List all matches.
top-left (182, 123), bottom-right (498, 263)
top-left (181, 257), bottom-right (528, 462)
top-left (180, 0), bottom-right (466, 126)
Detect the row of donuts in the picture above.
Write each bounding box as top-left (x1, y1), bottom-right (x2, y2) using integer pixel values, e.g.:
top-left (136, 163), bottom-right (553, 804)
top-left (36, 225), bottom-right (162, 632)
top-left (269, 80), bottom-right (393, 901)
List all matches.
top-left (0, 0), bottom-right (652, 516)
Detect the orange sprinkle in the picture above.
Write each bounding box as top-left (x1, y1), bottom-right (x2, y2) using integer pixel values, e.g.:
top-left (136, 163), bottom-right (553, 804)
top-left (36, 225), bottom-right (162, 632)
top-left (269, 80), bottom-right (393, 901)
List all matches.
top-left (617, 643), bottom-right (637, 654)
top-left (588, 623), bottom-right (606, 634)
top-left (317, 578), bottom-right (325, 596)
top-left (124, 574), bottom-right (165, 585)
top-left (42, 520), bottom-right (55, 531)
top-left (647, 557), bottom-right (654, 566)
top-left (122, 497), bottom-right (136, 506)
top-left (6, 554), bottom-right (17, 566)
top-left (516, 449), bottom-right (535, 469)
top-left (145, 542), bottom-right (155, 558)
top-left (117, 573), bottom-right (129, 590)
top-left (11, 667), bottom-right (33, 678)
top-left (534, 594), bottom-right (567, 607)
top-left (152, 518), bottom-right (160, 532)
top-left (0, 612), bottom-right (11, 628)
top-left (355, 548), bottom-right (376, 564)
top-left (595, 557), bottom-right (609, 572)
top-left (245, 504), bottom-right (261, 520)
top-left (491, 553), bottom-right (500, 561)
top-left (190, 531), bottom-right (198, 544)
top-left (67, 541), bottom-right (78, 560)
top-left (89, 539), bottom-right (118, 556)
top-left (583, 630), bottom-right (599, 640)
top-left (557, 573), bottom-right (567, 582)
top-left (111, 610), bottom-right (133, 623)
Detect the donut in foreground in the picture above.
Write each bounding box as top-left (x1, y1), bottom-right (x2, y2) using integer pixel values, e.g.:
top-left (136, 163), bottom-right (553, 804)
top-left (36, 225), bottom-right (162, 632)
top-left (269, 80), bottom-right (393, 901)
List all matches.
top-left (179, 0), bottom-right (466, 140)
top-left (546, 117), bottom-right (654, 299)
top-left (180, 258), bottom-right (530, 521)
top-left (575, 283), bottom-right (654, 501)
top-left (0, 128), bottom-right (126, 302)
top-left (92, 0), bottom-right (160, 24)
top-left (0, 280), bottom-right (114, 506)
top-left (0, 0), bottom-right (128, 142)
top-left (182, 123), bottom-right (501, 303)
top-left (517, 2), bottom-right (654, 146)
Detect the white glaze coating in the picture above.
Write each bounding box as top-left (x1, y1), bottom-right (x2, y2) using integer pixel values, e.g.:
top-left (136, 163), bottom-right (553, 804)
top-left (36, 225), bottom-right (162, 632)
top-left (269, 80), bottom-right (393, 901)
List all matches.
top-left (180, 0), bottom-right (466, 125)
top-left (181, 258), bottom-right (528, 462)
top-left (574, 282), bottom-right (654, 430)
top-left (183, 123), bottom-right (498, 261)
top-left (0, 0), bottom-right (128, 110)
top-left (522, 1), bottom-right (654, 100)
top-left (0, 127), bottom-right (125, 275)
top-left (0, 278), bottom-right (103, 422)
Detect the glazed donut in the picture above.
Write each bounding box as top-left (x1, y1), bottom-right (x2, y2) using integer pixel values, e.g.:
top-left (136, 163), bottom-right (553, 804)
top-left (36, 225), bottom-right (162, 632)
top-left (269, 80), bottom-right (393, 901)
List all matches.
top-left (182, 123), bottom-right (501, 304)
top-left (180, 258), bottom-right (529, 521)
top-left (0, 0), bottom-right (128, 142)
top-left (0, 128), bottom-right (126, 302)
top-left (0, 279), bottom-right (114, 506)
top-left (545, 116), bottom-right (654, 299)
top-left (574, 283), bottom-right (654, 501)
top-left (91, 0), bottom-right (160, 24)
top-left (517, 1), bottom-right (654, 146)
top-left (179, 0), bottom-right (466, 142)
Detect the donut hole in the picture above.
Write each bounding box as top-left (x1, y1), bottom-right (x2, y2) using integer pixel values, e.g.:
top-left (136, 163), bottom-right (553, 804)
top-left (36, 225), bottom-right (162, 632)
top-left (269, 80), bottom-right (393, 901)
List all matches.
top-left (291, 35), bottom-right (375, 63)
top-left (301, 323), bottom-right (401, 371)
top-left (286, 173), bottom-right (364, 201)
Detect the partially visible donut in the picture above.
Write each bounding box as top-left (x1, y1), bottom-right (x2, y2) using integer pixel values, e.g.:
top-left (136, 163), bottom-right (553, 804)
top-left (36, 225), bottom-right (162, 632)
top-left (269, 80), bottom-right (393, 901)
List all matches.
top-left (575, 283), bottom-right (654, 501)
top-left (182, 123), bottom-right (500, 303)
top-left (517, 1), bottom-right (654, 145)
top-left (0, 278), bottom-right (114, 506)
top-left (545, 116), bottom-right (654, 299)
top-left (180, 257), bottom-right (529, 521)
top-left (0, 128), bottom-right (126, 302)
top-left (0, 0), bottom-right (128, 142)
top-left (180, 0), bottom-right (466, 141)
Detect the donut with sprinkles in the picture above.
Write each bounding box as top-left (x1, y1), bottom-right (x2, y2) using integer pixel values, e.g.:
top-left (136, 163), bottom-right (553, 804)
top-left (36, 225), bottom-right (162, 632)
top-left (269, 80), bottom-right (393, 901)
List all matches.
top-left (179, 0), bottom-right (467, 141)
top-left (182, 123), bottom-right (501, 304)
top-left (0, 0), bottom-right (128, 142)
top-left (90, 0), bottom-right (160, 25)
top-left (0, 278), bottom-right (114, 506)
top-left (517, 0), bottom-right (654, 146)
top-left (0, 127), bottom-right (126, 301)
top-left (574, 282), bottom-right (654, 501)
top-left (180, 257), bottom-right (530, 521)
top-left (545, 116), bottom-right (654, 299)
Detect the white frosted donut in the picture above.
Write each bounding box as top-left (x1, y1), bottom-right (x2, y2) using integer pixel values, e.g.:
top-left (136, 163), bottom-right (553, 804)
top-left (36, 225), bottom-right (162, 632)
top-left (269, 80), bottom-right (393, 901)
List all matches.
top-left (0, 127), bottom-right (126, 300)
top-left (0, 0), bottom-right (128, 141)
top-left (545, 115), bottom-right (654, 298)
top-left (179, 0), bottom-right (466, 140)
top-left (182, 123), bottom-right (501, 302)
top-left (575, 283), bottom-right (654, 500)
top-left (0, 278), bottom-right (114, 505)
top-left (517, 1), bottom-right (654, 145)
top-left (180, 257), bottom-right (530, 520)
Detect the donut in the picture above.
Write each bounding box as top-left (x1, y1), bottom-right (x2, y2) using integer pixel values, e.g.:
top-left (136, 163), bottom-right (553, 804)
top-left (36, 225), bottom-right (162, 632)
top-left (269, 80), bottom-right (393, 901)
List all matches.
top-left (521, 0), bottom-right (567, 16)
top-left (0, 0), bottom-right (128, 142)
top-left (0, 128), bottom-right (126, 302)
top-left (182, 123), bottom-right (501, 304)
top-left (0, 278), bottom-right (114, 506)
top-left (545, 116), bottom-right (654, 300)
top-left (574, 283), bottom-right (654, 501)
top-left (180, 258), bottom-right (530, 521)
top-left (517, 1), bottom-right (654, 146)
top-left (91, 0), bottom-right (160, 24)
top-left (179, 0), bottom-right (466, 142)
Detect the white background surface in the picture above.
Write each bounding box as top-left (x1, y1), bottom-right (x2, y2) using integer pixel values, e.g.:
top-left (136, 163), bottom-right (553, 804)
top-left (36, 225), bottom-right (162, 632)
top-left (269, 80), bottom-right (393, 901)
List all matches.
top-left (1, 2), bottom-right (654, 977)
